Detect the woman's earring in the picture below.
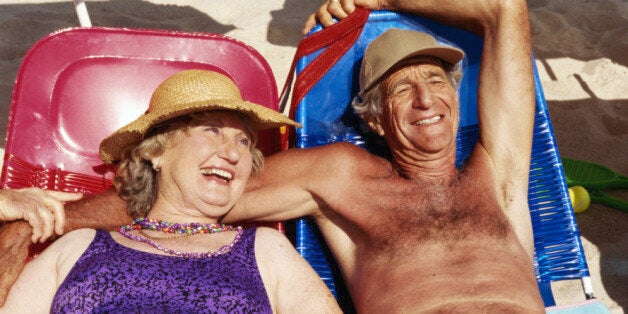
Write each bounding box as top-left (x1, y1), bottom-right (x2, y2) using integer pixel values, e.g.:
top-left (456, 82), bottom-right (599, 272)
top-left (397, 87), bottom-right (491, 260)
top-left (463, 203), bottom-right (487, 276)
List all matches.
top-left (153, 161), bottom-right (161, 172)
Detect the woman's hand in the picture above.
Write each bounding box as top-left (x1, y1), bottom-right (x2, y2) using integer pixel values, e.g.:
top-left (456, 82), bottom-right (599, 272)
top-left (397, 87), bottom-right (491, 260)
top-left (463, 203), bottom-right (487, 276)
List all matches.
top-left (0, 188), bottom-right (83, 243)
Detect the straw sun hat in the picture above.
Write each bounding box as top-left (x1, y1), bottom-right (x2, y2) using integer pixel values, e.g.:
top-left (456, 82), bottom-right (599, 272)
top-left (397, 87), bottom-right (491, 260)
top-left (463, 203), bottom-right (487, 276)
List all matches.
top-left (99, 69), bottom-right (300, 164)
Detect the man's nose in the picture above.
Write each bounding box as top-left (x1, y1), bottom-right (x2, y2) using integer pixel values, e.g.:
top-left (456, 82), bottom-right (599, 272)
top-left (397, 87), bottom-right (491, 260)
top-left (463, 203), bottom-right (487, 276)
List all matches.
top-left (412, 84), bottom-right (435, 110)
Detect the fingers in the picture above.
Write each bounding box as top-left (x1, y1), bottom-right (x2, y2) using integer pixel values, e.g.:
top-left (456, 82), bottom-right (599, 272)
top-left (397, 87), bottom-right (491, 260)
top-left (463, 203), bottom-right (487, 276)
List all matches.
top-left (1, 189), bottom-right (82, 243)
top-left (303, 0), bottom-right (357, 35)
top-left (27, 205), bottom-right (54, 243)
top-left (42, 191), bottom-right (81, 236)
top-left (45, 195), bottom-right (67, 236)
top-left (303, 14), bottom-right (318, 35)
top-left (31, 191), bottom-right (80, 242)
top-left (44, 190), bottom-right (84, 203)
top-left (323, 0), bottom-right (351, 25)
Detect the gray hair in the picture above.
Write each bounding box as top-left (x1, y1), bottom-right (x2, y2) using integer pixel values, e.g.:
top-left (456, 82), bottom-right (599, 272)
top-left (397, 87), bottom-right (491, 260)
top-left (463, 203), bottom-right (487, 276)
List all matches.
top-left (113, 111), bottom-right (264, 218)
top-left (352, 59), bottom-right (463, 125)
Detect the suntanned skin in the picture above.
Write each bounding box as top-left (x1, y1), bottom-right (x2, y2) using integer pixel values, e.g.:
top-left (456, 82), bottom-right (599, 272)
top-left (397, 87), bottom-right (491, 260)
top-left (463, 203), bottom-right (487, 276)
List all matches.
top-left (0, 0), bottom-right (545, 311)
top-left (227, 0), bottom-right (544, 312)
top-left (0, 189), bottom-right (128, 306)
top-left (2, 113), bottom-right (339, 312)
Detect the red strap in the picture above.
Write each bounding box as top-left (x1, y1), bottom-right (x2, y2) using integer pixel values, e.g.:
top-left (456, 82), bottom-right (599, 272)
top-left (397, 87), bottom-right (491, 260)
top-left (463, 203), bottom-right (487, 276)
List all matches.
top-left (279, 8), bottom-right (370, 119)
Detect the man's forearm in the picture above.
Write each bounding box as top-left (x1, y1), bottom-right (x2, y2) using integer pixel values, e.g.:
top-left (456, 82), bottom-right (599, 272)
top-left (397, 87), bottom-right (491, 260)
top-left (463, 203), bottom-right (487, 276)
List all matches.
top-left (0, 221), bottom-right (31, 306)
top-left (64, 188), bottom-right (131, 232)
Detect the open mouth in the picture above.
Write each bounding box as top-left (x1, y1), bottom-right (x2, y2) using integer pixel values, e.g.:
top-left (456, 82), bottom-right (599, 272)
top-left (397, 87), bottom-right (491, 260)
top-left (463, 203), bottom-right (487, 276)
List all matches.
top-left (200, 168), bottom-right (233, 182)
top-left (413, 115), bottom-right (441, 125)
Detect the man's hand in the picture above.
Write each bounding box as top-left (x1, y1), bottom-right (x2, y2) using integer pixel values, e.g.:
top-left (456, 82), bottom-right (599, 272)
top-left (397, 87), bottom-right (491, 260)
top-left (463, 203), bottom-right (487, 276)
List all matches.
top-left (0, 188), bottom-right (83, 243)
top-left (0, 221), bottom-right (32, 307)
top-left (303, 0), bottom-right (385, 34)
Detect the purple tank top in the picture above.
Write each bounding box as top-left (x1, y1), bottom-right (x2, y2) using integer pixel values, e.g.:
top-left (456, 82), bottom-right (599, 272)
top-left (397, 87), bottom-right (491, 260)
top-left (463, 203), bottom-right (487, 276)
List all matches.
top-left (51, 228), bottom-right (271, 313)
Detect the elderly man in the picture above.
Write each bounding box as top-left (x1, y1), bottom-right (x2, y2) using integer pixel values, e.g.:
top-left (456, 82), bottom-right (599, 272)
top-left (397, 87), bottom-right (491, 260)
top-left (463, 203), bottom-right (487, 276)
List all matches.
top-left (229, 0), bottom-right (544, 311)
top-left (1, 0), bottom-right (544, 311)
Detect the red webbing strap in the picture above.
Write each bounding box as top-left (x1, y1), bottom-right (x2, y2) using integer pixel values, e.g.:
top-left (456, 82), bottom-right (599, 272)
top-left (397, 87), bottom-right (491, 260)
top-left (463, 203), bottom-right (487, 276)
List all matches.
top-left (279, 7), bottom-right (370, 121)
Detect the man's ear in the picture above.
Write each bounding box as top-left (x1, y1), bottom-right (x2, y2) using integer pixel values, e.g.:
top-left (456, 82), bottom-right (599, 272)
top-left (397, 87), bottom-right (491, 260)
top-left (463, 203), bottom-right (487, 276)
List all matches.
top-left (363, 115), bottom-right (385, 137)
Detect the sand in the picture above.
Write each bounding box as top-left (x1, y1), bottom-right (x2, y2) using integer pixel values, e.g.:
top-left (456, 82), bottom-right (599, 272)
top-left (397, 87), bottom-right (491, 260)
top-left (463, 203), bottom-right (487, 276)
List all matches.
top-left (0, 0), bottom-right (625, 312)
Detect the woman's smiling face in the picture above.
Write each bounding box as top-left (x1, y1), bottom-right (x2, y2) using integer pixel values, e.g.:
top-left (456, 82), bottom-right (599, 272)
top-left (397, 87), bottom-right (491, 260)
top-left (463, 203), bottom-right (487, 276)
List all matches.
top-left (153, 111), bottom-right (255, 217)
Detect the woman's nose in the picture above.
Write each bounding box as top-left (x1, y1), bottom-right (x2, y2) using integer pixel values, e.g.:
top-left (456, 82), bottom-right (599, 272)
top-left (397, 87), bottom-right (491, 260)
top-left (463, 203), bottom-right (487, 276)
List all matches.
top-left (217, 141), bottom-right (240, 163)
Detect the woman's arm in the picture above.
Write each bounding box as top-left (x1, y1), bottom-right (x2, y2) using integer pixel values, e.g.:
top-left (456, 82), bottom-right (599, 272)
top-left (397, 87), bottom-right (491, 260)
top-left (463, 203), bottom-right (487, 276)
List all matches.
top-left (254, 227), bottom-right (341, 313)
top-left (0, 228), bottom-right (94, 311)
top-left (0, 188), bottom-right (128, 306)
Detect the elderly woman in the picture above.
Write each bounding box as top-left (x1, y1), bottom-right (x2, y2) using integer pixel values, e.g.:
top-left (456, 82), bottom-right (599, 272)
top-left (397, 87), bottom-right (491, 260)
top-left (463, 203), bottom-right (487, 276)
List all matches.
top-left (1, 70), bottom-right (340, 312)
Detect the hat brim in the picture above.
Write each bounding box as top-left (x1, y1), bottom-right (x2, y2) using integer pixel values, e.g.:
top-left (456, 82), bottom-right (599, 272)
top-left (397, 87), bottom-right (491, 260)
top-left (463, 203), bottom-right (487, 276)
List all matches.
top-left (99, 99), bottom-right (300, 164)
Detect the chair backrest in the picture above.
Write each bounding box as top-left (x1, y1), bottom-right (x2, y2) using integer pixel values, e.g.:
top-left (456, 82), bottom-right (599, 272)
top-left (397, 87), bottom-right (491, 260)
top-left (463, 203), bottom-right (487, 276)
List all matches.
top-left (1, 27), bottom-right (282, 194)
top-left (292, 11), bottom-right (591, 309)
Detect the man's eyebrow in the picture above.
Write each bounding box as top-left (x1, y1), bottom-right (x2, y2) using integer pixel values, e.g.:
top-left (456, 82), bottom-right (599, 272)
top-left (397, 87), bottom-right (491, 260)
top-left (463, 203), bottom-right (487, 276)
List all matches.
top-left (386, 77), bottom-right (413, 93)
top-left (423, 66), bottom-right (448, 77)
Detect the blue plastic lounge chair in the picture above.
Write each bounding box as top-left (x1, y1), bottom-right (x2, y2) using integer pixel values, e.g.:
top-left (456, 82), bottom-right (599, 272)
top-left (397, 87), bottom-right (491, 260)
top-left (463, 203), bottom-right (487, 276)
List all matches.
top-left (288, 10), bottom-right (594, 310)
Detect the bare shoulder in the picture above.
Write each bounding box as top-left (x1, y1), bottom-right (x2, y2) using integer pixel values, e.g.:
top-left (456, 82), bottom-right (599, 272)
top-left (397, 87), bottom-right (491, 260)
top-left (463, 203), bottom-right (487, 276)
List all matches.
top-left (253, 227), bottom-right (292, 251)
top-left (318, 142), bottom-right (392, 175)
top-left (56, 228), bottom-right (97, 242)
top-left (253, 227), bottom-right (309, 261)
top-left (22, 228), bottom-right (95, 277)
top-left (262, 142), bottom-right (390, 181)
top-left (319, 142), bottom-right (373, 158)
top-left (47, 228), bottom-right (96, 253)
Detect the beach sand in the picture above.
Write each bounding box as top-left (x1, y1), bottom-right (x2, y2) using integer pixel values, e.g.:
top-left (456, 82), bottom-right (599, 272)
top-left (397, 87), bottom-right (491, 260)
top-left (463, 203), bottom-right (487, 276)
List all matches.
top-left (0, 0), bottom-right (625, 312)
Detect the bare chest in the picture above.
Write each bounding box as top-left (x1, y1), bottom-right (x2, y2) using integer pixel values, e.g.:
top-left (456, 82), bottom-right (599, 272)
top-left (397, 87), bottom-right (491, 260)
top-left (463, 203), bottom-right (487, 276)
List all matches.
top-left (341, 170), bottom-right (512, 254)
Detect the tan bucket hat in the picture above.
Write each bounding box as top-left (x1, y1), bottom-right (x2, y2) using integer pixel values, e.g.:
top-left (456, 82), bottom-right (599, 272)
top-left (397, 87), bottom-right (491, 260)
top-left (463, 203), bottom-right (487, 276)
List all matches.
top-left (99, 69), bottom-right (300, 164)
top-left (359, 28), bottom-right (465, 95)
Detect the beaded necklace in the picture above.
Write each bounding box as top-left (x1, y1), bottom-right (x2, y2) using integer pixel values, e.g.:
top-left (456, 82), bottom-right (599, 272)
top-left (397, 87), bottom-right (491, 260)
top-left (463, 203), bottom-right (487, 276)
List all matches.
top-left (138, 229), bottom-right (198, 240)
top-left (124, 217), bottom-right (239, 234)
top-left (118, 217), bottom-right (243, 258)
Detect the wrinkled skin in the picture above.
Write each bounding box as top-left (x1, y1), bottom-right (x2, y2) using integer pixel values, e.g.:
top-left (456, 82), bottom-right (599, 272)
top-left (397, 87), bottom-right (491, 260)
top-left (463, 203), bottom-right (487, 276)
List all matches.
top-left (0, 222), bottom-right (30, 306)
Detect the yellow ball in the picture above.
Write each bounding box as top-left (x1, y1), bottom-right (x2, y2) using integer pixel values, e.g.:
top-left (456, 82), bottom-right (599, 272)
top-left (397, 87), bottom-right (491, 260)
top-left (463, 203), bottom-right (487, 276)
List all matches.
top-left (569, 186), bottom-right (590, 213)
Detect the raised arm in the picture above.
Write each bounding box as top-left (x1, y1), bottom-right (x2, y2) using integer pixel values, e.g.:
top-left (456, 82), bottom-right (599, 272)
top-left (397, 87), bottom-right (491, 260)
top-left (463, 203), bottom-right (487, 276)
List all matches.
top-left (308, 0), bottom-right (536, 253)
top-left (417, 0), bottom-right (535, 254)
top-left (310, 0), bottom-right (534, 178)
top-left (380, 1), bottom-right (535, 187)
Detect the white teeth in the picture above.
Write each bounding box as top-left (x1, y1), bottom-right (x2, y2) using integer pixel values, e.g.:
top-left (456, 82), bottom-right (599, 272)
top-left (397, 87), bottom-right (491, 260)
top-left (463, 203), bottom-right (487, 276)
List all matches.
top-left (200, 168), bottom-right (233, 181)
top-left (414, 116), bottom-right (441, 125)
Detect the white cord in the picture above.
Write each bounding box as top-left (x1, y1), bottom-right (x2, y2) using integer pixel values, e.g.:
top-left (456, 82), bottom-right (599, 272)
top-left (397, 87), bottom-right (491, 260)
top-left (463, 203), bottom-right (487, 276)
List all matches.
top-left (73, 0), bottom-right (92, 27)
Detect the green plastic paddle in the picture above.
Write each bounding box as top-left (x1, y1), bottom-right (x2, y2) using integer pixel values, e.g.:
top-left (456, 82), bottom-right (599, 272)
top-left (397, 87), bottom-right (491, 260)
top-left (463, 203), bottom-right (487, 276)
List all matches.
top-left (562, 158), bottom-right (628, 213)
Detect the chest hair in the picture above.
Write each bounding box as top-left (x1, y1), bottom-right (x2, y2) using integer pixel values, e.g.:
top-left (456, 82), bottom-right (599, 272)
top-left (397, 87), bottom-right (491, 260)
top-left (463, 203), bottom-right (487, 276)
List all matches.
top-left (364, 172), bottom-right (510, 254)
